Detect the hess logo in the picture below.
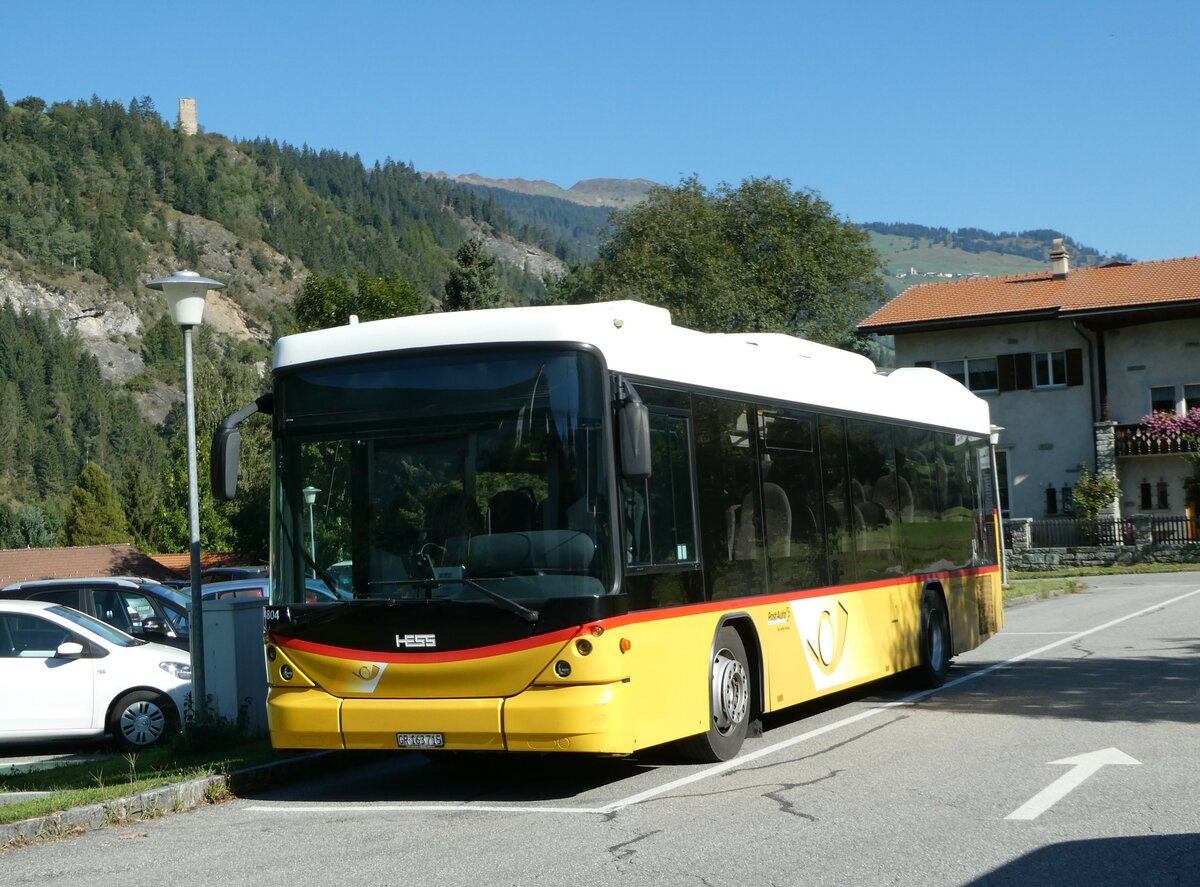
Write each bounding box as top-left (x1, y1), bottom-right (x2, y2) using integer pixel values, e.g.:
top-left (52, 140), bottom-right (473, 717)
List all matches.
top-left (396, 633), bottom-right (436, 649)
top-left (805, 601), bottom-right (849, 676)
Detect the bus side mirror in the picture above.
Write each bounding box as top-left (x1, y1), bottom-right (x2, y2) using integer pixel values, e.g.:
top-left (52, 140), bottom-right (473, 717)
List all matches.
top-left (210, 393), bottom-right (272, 501)
top-left (620, 401), bottom-right (651, 479)
top-left (211, 426), bottom-right (242, 501)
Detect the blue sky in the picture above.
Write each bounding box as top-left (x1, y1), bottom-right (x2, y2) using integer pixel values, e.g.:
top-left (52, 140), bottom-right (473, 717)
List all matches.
top-left (4, 1), bottom-right (1197, 261)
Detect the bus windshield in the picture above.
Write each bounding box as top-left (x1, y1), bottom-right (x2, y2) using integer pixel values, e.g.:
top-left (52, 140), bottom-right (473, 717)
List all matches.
top-left (271, 347), bottom-right (614, 607)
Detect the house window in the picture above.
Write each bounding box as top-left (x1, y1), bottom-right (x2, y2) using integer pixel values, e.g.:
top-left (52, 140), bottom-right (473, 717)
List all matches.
top-left (1157, 480), bottom-right (1169, 510)
top-left (1150, 386), bottom-right (1176, 414)
top-left (1034, 351), bottom-right (1068, 388)
top-left (1045, 486), bottom-right (1058, 515)
top-left (935, 358), bottom-right (998, 393)
top-left (1141, 481), bottom-right (1153, 510)
top-left (1184, 384), bottom-right (1200, 413)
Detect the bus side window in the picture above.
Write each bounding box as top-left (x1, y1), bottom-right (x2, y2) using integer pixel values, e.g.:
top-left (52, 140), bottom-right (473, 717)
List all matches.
top-left (694, 396), bottom-right (766, 600)
top-left (622, 411), bottom-right (697, 568)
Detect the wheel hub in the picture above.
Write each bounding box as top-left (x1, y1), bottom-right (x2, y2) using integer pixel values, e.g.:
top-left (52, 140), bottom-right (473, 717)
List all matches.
top-left (712, 649), bottom-right (749, 734)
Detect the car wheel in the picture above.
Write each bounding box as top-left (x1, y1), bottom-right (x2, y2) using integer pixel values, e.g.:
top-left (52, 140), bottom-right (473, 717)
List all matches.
top-left (678, 625), bottom-right (752, 762)
top-left (915, 589), bottom-right (951, 688)
top-left (110, 690), bottom-right (175, 750)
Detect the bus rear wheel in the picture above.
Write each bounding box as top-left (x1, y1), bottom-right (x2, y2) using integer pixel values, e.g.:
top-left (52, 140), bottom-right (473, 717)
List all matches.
top-left (678, 625), bottom-right (751, 762)
top-left (915, 589), bottom-right (951, 688)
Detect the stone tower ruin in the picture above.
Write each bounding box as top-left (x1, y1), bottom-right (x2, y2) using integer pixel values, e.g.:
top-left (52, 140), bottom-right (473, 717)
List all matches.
top-left (178, 97), bottom-right (198, 136)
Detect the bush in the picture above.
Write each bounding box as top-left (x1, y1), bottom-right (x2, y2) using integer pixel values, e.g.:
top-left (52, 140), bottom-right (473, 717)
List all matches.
top-left (1072, 463), bottom-right (1122, 520)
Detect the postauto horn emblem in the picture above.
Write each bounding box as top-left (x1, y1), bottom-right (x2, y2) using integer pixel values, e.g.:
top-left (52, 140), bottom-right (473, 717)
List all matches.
top-left (806, 601), bottom-right (850, 676)
top-left (354, 664), bottom-right (380, 681)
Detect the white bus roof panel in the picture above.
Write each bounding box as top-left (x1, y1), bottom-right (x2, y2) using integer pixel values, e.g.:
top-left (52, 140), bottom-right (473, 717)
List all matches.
top-left (273, 300), bottom-right (991, 437)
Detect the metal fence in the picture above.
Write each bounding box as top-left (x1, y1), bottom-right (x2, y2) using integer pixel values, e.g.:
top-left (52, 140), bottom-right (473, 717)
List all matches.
top-left (1149, 515), bottom-right (1200, 544)
top-left (1028, 518), bottom-right (1134, 548)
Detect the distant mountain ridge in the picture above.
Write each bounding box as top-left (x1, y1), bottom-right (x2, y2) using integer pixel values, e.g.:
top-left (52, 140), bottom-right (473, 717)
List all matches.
top-left (426, 173), bottom-right (657, 208)
top-left (425, 174), bottom-right (1125, 285)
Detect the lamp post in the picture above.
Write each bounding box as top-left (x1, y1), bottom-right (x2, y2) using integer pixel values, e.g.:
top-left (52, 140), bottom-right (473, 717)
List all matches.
top-left (302, 486), bottom-right (320, 577)
top-left (147, 269), bottom-right (225, 724)
top-left (989, 424), bottom-right (1008, 587)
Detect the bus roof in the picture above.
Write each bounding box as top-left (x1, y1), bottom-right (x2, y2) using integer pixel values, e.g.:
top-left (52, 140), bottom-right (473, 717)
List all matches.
top-left (273, 301), bottom-right (991, 437)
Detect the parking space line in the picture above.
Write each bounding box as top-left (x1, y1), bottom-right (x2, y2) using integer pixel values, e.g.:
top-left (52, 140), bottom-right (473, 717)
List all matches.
top-left (247, 587), bottom-right (1200, 818)
top-left (246, 804), bottom-right (608, 815)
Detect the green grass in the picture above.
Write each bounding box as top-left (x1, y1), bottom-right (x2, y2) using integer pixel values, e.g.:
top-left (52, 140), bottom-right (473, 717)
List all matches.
top-left (1002, 562), bottom-right (1200, 601)
top-left (1010, 563), bottom-right (1200, 580)
top-left (0, 736), bottom-right (287, 826)
top-left (1003, 577), bottom-right (1086, 601)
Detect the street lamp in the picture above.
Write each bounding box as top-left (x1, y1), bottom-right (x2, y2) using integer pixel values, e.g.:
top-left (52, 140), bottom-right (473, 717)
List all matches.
top-left (147, 269), bottom-right (225, 724)
top-left (302, 486), bottom-right (320, 576)
top-left (989, 424), bottom-right (1008, 587)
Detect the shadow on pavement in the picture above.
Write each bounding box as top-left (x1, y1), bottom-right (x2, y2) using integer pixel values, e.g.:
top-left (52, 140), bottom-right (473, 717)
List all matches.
top-left (968, 833), bottom-right (1200, 886)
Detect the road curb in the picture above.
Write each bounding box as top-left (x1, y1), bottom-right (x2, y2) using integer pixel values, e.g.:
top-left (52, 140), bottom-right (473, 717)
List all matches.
top-left (0, 750), bottom-right (363, 851)
top-left (0, 773), bottom-right (224, 849)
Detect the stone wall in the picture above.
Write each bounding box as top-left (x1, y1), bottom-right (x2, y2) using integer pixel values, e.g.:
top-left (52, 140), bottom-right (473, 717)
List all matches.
top-left (1004, 515), bottom-right (1200, 571)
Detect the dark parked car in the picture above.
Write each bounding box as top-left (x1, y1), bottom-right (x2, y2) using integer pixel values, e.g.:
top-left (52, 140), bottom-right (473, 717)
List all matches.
top-left (200, 566), bottom-right (269, 584)
top-left (0, 577), bottom-right (190, 650)
top-left (200, 577), bottom-right (345, 603)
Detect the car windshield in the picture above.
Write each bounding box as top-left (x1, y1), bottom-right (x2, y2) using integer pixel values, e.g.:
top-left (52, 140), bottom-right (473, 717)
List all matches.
top-left (271, 348), bottom-right (614, 607)
top-left (47, 605), bottom-right (145, 647)
top-left (152, 584), bottom-right (191, 609)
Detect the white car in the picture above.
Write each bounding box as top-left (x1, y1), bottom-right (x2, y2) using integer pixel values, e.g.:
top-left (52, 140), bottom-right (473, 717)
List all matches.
top-left (0, 599), bottom-right (192, 749)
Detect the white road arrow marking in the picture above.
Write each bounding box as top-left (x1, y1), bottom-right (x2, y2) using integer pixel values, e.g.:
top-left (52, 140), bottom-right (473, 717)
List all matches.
top-left (1007, 747), bottom-right (1141, 821)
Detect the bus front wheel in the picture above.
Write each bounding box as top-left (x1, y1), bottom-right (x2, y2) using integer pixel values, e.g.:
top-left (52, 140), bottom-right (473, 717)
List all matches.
top-left (915, 589), bottom-right (951, 688)
top-left (678, 625), bottom-right (751, 762)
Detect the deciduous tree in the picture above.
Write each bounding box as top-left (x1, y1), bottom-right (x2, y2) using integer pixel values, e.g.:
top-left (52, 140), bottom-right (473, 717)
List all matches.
top-left (548, 175), bottom-right (886, 345)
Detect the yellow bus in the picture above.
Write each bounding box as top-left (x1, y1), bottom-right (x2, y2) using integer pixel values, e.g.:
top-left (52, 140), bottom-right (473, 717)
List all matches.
top-left (213, 300), bottom-right (1002, 761)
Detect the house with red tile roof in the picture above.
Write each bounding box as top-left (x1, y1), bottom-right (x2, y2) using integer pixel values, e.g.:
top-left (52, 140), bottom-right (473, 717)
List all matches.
top-left (0, 544), bottom-right (177, 588)
top-left (859, 241), bottom-right (1200, 522)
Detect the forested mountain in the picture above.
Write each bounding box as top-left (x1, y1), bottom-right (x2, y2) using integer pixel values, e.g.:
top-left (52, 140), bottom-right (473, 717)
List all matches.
top-left (446, 183), bottom-right (616, 261)
top-left (864, 223), bottom-right (1126, 296)
top-left (0, 301), bottom-right (165, 548)
top-left (0, 91), bottom-right (550, 307)
top-left (862, 222), bottom-right (1126, 264)
top-left (0, 88), bottom-right (554, 554)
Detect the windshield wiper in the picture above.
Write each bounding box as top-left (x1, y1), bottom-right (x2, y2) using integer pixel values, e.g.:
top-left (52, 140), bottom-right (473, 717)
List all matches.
top-left (448, 577), bottom-right (539, 624)
top-left (368, 576), bottom-right (539, 625)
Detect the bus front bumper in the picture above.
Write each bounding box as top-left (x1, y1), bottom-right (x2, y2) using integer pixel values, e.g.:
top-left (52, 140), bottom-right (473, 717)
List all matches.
top-left (266, 681), bottom-right (633, 754)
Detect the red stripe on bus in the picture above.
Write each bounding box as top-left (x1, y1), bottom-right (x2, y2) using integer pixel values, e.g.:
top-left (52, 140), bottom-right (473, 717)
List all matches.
top-left (269, 564), bottom-right (998, 663)
top-left (593, 564), bottom-right (999, 631)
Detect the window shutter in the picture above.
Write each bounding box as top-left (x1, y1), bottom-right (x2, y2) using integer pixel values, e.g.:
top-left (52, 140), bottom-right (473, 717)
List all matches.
top-left (998, 354), bottom-right (1016, 392)
top-left (1014, 353), bottom-right (1034, 390)
top-left (1065, 348), bottom-right (1084, 386)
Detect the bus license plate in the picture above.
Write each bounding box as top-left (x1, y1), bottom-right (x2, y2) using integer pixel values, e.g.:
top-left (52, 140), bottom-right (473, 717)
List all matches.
top-left (396, 732), bottom-right (444, 749)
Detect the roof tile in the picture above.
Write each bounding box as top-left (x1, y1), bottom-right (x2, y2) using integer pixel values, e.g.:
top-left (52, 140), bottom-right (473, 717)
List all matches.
top-left (860, 255), bottom-right (1200, 331)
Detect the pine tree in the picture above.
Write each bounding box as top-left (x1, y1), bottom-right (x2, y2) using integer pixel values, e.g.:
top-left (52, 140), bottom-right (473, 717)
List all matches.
top-left (61, 462), bottom-right (130, 545)
top-left (443, 239), bottom-right (501, 311)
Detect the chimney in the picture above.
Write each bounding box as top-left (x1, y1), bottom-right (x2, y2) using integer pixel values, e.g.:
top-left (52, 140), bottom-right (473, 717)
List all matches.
top-left (1050, 237), bottom-right (1069, 279)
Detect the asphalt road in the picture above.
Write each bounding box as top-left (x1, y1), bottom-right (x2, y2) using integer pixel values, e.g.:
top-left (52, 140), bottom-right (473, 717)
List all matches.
top-left (5, 573), bottom-right (1199, 886)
